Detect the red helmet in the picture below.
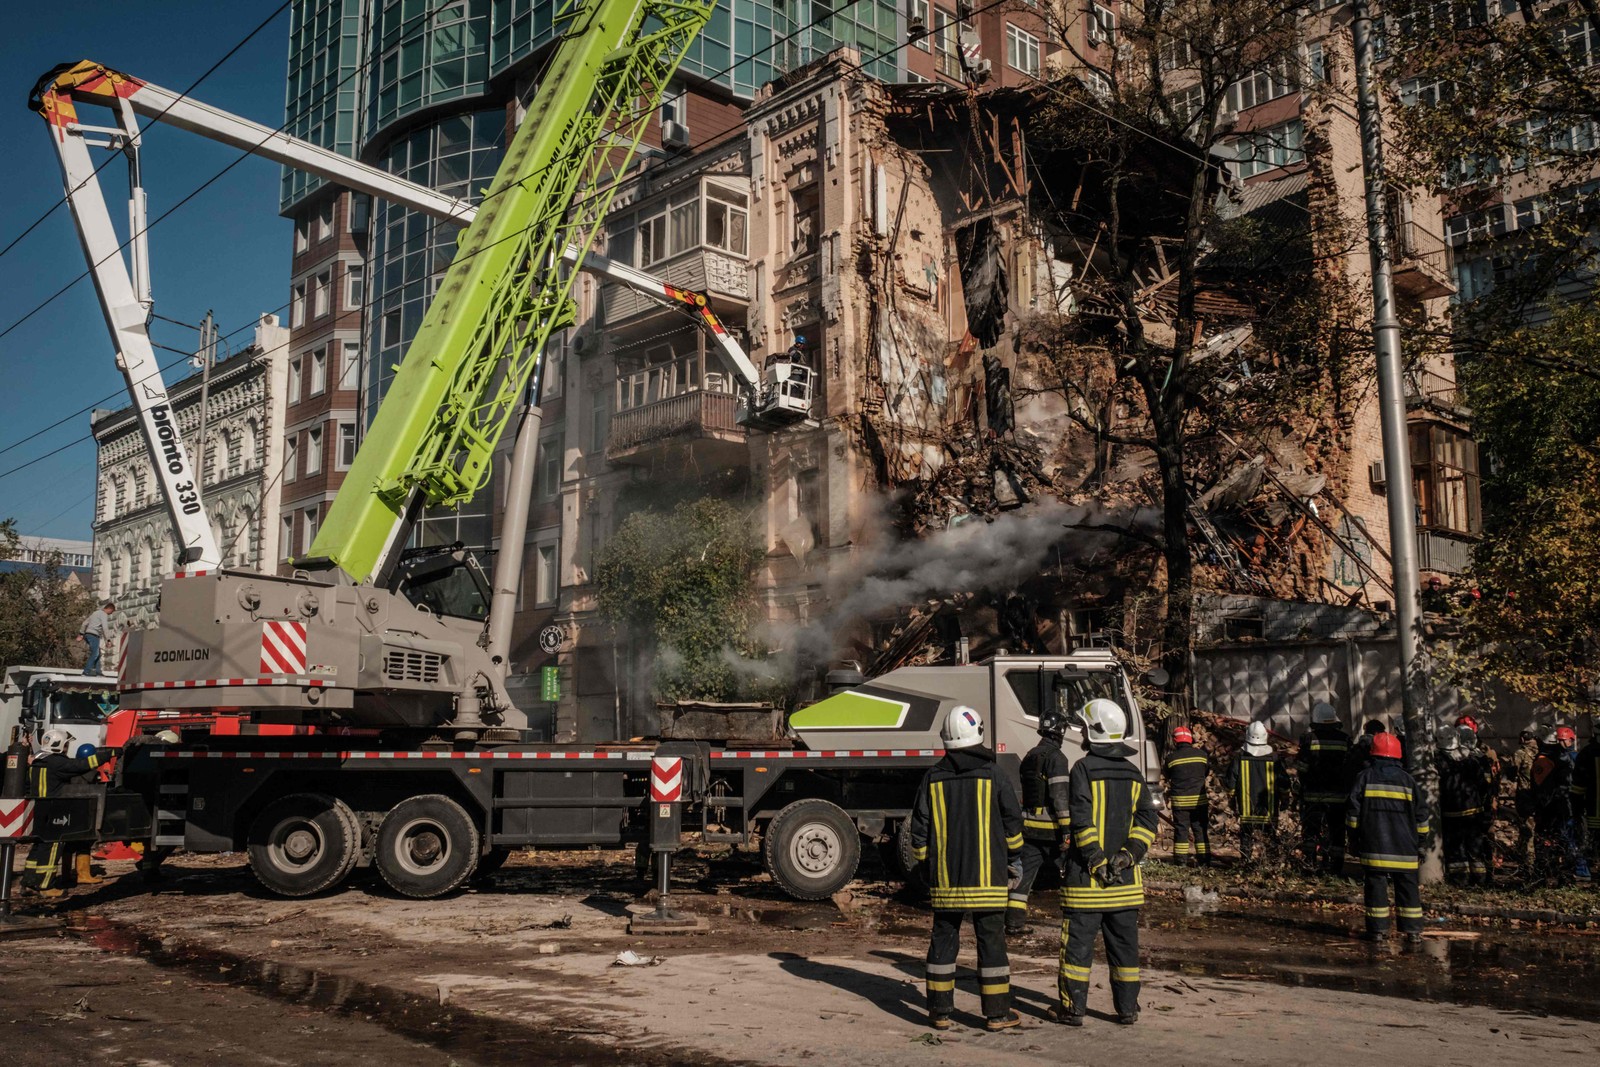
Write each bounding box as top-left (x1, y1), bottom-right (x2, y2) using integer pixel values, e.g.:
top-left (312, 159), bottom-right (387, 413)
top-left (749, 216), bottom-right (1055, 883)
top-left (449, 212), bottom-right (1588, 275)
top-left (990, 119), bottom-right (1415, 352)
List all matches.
top-left (1456, 715), bottom-right (1479, 734)
top-left (1173, 726), bottom-right (1194, 745)
top-left (1556, 726), bottom-right (1578, 744)
top-left (1371, 732), bottom-right (1403, 760)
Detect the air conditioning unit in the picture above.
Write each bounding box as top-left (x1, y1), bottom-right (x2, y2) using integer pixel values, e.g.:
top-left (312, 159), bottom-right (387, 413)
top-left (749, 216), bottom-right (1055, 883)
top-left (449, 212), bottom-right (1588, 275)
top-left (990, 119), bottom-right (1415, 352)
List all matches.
top-left (1087, 22), bottom-right (1106, 46)
top-left (973, 58), bottom-right (992, 82)
top-left (662, 119), bottom-right (690, 150)
top-left (1368, 459), bottom-right (1387, 487)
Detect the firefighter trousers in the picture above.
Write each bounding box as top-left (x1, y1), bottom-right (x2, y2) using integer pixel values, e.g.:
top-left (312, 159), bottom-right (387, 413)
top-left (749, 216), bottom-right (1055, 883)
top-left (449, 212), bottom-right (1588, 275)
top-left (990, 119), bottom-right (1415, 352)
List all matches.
top-left (1059, 908), bottom-right (1140, 1018)
top-left (926, 910), bottom-right (1010, 1020)
top-left (1006, 842), bottom-right (1054, 931)
top-left (1363, 867), bottom-right (1423, 935)
top-left (1170, 804), bottom-right (1211, 864)
top-left (1300, 802), bottom-right (1346, 871)
top-left (1443, 814), bottom-right (1493, 884)
top-left (20, 842), bottom-right (69, 892)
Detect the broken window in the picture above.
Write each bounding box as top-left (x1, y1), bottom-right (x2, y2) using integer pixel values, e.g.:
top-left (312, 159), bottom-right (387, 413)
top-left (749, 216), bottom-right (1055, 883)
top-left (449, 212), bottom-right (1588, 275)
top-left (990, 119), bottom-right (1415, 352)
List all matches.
top-left (797, 467), bottom-right (823, 548)
top-left (792, 184), bottom-right (820, 257)
top-left (616, 342), bottom-right (701, 411)
top-left (1411, 422), bottom-right (1481, 537)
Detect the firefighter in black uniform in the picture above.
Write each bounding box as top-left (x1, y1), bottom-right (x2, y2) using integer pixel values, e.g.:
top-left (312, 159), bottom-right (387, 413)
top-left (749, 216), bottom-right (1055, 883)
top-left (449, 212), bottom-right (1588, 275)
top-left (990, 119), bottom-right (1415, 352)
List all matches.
top-left (1162, 725), bottom-right (1211, 866)
top-left (1438, 726), bottom-right (1496, 886)
top-left (1529, 726), bottom-right (1578, 886)
top-left (1007, 704), bottom-right (1072, 934)
top-left (1055, 698), bottom-right (1157, 1027)
top-left (910, 705), bottom-right (1025, 1032)
top-left (1296, 702), bottom-right (1351, 873)
top-left (1346, 731), bottom-right (1430, 942)
top-left (19, 729), bottom-right (115, 898)
top-left (1228, 721), bottom-right (1288, 865)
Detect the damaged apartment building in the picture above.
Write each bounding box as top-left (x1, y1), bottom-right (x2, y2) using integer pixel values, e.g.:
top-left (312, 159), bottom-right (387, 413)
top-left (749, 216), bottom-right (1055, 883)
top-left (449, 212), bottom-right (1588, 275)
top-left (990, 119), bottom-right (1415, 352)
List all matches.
top-left (502, 33), bottom-right (1476, 741)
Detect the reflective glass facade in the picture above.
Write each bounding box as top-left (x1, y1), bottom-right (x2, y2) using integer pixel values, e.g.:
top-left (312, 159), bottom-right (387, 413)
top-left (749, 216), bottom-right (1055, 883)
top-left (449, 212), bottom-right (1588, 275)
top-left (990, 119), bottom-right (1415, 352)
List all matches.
top-left (281, 0), bottom-right (365, 211)
top-left (366, 0), bottom-right (493, 141)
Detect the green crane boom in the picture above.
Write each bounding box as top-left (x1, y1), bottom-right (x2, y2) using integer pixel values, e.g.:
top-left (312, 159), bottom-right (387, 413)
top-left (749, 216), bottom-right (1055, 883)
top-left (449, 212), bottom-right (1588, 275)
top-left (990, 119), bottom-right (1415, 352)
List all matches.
top-left (313, 0), bottom-right (713, 584)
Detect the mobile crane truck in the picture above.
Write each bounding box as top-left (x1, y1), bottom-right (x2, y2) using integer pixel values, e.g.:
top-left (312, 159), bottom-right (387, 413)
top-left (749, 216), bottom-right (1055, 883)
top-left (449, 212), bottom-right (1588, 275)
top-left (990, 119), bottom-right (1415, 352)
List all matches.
top-left (24, 0), bottom-right (1157, 904)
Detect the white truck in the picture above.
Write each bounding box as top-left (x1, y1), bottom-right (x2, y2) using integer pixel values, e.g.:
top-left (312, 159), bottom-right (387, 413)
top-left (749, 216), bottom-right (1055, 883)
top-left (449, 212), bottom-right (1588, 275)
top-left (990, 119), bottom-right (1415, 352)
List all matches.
top-left (0, 666), bottom-right (119, 754)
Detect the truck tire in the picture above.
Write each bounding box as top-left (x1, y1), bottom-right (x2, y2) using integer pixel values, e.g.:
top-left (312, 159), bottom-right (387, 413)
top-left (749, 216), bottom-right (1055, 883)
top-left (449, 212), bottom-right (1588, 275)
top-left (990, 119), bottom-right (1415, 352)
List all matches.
top-left (246, 793), bottom-right (361, 898)
top-left (374, 794), bottom-right (479, 899)
top-left (763, 798), bottom-right (860, 901)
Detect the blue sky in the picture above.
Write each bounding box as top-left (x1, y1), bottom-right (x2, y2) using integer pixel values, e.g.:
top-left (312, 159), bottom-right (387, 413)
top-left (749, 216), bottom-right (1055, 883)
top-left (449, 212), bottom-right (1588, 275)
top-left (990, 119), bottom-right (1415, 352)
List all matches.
top-left (0, 2), bottom-right (293, 543)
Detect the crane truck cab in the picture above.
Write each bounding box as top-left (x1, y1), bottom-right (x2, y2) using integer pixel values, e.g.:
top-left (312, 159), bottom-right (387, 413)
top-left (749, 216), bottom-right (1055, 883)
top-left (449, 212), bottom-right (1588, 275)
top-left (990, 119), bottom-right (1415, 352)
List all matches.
top-left (0, 666), bottom-right (119, 753)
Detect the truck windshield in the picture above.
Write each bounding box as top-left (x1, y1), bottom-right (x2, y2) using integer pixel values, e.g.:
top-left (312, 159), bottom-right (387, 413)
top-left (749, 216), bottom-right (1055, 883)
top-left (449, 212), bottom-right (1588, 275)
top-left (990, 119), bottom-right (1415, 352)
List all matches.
top-left (1054, 671), bottom-right (1126, 726)
top-left (402, 563), bottom-right (490, 621)
top-left (51, 689), bottom-right (117, 725)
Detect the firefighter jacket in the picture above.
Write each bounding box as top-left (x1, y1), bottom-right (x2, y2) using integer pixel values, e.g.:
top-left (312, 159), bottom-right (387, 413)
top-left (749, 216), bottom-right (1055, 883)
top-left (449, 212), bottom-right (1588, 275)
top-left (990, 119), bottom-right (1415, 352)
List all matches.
top-left (1438, 751), bottom-right (1495, 819)
top-left (1019, 738), bottom-right (1072, 845)
top-left (1573, 741), bottom-right (1600, 831)
top-left (1162, 742), bottom-right (1210, 809)
top-left (29, 749), bottom-right (113, 797)
top-left (1530, 744), bottom-right (1574, 830)
top-left (910, 746), bottom-right (1024, 912)
top-left (1345, 755), bottom-right (1430, 870)
top-left (1227, 753), bottom-right (1287, 825)
top-left (1295, 726), bottom-right (1352, 805)
top-left (1061, 742), bottom-right (1158, 912)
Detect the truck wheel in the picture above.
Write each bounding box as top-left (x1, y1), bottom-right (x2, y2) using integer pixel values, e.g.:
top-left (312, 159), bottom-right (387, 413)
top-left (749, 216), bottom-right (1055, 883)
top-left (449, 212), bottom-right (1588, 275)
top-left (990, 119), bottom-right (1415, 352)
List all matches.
top-left (374, 794), bottom-right (479, 899)
top-left (763, 798), bottom-right (860, 901)
top-left (247, 793), bottom-right (361, 898)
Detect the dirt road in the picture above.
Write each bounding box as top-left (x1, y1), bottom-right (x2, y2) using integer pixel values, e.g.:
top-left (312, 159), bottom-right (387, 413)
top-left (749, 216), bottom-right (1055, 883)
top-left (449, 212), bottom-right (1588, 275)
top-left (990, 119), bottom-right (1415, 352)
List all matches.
top-left (5, 850), bottom-right (1598, 1066)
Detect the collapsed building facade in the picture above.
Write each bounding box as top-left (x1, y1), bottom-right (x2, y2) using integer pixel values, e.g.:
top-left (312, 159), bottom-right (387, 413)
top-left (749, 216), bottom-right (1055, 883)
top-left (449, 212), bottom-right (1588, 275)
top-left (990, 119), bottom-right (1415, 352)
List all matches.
top-left (499, 41), bottom-right (1471, 742)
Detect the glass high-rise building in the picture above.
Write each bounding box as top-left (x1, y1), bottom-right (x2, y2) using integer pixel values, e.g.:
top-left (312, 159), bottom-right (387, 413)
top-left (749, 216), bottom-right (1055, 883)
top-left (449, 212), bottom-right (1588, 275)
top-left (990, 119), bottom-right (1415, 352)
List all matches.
top-left (279, 0), bottom-right (903, 553)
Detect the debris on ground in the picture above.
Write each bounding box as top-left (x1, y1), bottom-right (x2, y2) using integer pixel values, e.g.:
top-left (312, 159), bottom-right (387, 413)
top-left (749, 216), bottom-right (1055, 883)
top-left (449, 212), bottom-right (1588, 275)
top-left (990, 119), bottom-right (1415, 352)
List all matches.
top-left (613, 950), bottom-right (665, 967)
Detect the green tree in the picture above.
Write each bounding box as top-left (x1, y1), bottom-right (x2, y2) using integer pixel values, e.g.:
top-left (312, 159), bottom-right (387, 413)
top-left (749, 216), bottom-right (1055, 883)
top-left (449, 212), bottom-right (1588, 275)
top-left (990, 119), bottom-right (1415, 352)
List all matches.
top-left (0, 519), bottom-right (96, 670)
top-left (1386, 1), bottom-right (1600, 710)
top-left (594, 497), bottom-right (772, 703)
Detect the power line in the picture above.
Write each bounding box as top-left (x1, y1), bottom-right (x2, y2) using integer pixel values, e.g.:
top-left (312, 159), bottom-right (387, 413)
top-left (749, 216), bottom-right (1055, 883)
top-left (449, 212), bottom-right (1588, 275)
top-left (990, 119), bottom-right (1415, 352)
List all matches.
top-left (0, 1), bottom-right (294, 267)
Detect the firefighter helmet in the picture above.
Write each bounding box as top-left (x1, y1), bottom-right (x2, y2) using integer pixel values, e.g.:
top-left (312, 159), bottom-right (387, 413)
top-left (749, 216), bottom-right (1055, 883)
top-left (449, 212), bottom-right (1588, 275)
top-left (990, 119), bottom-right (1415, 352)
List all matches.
top-left (1172, 725), bottom-right (1194, 745)
top-left (1371, 732), bottom-right (1403, 760)
top-left (1456, 714), bottom-right (1480, 734)
top-left (1082, 699), bottom-right (1128, 743)
top-left (1038, 703), bottom-right (1068, 742)
top-left (1439, 728), bottom-right (1462, 757)
top-left (1555, 726), bottom-right (1578, 747)
top-left (1244, 721), bottom-right (1272, 756)
top-left (153, 729), bottom-right (181, 745)
top-left (942, 705), bottom-right (985, 750)
top-left (1311, 701), bottom-right (1338, 725)
top-left (39, 729), bottom-right (72, 756)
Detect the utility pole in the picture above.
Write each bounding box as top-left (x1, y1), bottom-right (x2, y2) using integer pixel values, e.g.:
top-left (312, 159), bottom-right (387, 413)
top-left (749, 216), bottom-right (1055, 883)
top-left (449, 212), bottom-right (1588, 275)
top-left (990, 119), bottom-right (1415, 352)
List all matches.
top-left (1350, 0), bottom-right (1440, 881)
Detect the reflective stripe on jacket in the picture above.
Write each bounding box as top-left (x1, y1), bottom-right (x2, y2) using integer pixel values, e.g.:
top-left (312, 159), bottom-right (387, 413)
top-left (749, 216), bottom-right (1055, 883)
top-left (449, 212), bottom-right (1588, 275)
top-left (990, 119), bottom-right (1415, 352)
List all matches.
top-left (910, 748), bottom-right (1024, 911)
top-left (1346, 756), bottom-right (1429, 870)
top-left (1061, 743), bottom-right (1158, 912)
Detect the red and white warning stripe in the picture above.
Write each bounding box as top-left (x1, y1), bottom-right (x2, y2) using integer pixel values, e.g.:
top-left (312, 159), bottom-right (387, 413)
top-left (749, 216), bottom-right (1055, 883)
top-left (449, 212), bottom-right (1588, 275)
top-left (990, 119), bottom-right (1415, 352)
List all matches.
top-left (148, 748), bottom-right (649, 761)
top-left (117, 637), bottom-right (129, 684)
top-left (0, 798), bottom-right (35, 841)
top-left (650, 756), bottom-right (683, 802)
top-left (124, 676), bottom-right (330, 691)
top-left (259, 621), bottom-right (308, 675)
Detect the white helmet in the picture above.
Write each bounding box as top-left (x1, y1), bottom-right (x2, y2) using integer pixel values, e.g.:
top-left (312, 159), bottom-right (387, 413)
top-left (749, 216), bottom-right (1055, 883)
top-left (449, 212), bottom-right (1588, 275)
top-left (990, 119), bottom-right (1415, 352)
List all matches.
top-left (942, 705), bottom-right (985, 750)
top-left (1244, 721), bottom-right (1272, 756)
top-left (39, 729), bottom-right (73, 756)
top-left (153, 729), bottom-right (181, 745)
top-left (1311, 701), bottom-right (1339, 725)
top-left (1083, 699), bottom-right (1128, 743)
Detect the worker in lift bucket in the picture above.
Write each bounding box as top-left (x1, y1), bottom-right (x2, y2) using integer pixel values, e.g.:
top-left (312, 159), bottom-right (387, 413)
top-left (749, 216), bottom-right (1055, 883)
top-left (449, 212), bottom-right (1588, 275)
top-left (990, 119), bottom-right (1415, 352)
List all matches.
top-left (765, 335), bottom-right (806, 369)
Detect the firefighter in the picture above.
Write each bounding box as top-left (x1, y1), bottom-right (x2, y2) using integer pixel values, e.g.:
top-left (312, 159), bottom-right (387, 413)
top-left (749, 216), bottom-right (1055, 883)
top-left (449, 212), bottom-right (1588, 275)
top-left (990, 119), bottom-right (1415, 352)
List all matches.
top-left (1162, 725), bottom-right (1211, 866)
top-left (1346, 731), bottom-right (1430, 942)
top-left (1296, 702), bottom-right (1352, 873)
top-left (1529, 727), bottom-right (1578, 886)
top-left (19, 730), bottom-right (116, 898)
top-left (1509, 725), bottom-right (1541, 870)
top-left (1228, 721), bottom-right (1288, 865)
top-left (1438, 726), bottom-right (1496, 886)
top-left (1055, 698), bottom-right (1157, 1027)
top-left (1008, 703), bottom-right (1072, 935)
top-left (1573, 729), bottom-right (1600, 879)
top-left (909, 705), bottom-right (1024, 1033)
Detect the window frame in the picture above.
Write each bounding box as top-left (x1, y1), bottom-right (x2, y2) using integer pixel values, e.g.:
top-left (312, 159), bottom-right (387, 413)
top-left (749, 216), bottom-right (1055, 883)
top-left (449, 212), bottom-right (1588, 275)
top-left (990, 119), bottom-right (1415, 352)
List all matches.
top-left (344, 263), bottom-right (364, 311)
top-left (1005, 23), bottom-right (1041, 76)
top-left (336, 421), bottom-right (358, 470)
top-left (284, 434), bottom-right (299, 483)
top-left (310, 347), bottom-right (328, 397)
top-left (305, 425), bottom-right (323, 476)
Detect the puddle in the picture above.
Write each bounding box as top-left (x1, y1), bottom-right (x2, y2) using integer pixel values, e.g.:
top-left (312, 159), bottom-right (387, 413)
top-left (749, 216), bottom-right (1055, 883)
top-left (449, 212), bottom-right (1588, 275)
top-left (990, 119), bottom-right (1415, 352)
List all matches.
top-left (1136, 896), bottom-right (1600, 1020)
top-left (67, 916), bottom-right (723, 1067)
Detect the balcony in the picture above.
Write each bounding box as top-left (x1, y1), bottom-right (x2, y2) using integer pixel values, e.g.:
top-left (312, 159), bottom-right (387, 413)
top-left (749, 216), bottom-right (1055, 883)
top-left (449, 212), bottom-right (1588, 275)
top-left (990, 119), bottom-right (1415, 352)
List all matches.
top-left (602, 249), bottom-right (749, 328)
top-left (1417, 529), bottom-right (1474, 576)
top-left (1392, 217), bottom-right (1455, 300)
top-left (605, 389), bottom-right (747, 467)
